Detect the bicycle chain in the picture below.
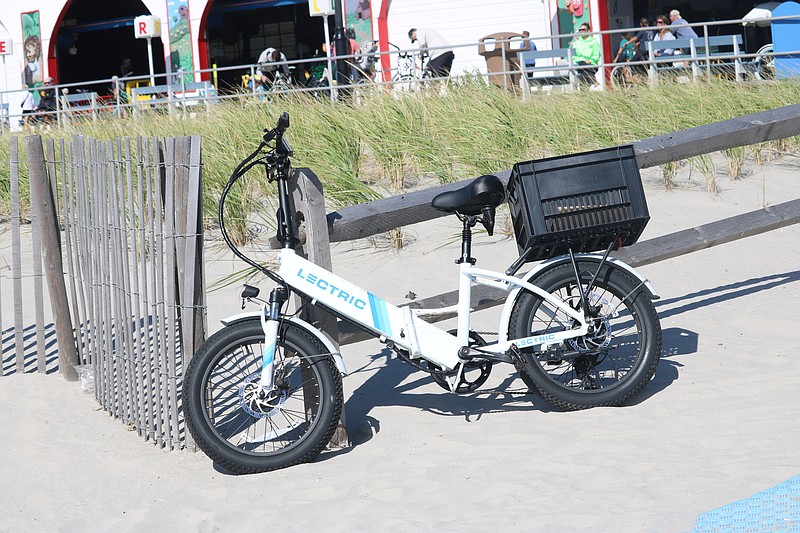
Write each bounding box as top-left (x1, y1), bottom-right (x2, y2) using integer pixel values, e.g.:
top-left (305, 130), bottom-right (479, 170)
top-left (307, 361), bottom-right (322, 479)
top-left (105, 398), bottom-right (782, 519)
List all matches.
top-left (395, 330), bottom-right (536, 395)
top-left (474, 332), bottom-right (540, 395)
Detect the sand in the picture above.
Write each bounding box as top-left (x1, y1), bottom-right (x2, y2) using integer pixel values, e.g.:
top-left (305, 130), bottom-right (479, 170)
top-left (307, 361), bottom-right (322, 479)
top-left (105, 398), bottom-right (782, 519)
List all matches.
top-left (1, 154), bottom-right (799, 532)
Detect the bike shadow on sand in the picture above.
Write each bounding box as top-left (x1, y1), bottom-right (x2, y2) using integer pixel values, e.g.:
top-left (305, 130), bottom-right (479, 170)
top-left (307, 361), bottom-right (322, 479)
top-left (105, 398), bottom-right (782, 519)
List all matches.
top-left (632, 268), bottom-right (800, 403)
top-left (336, 327), bottom-right (688, 452)
top-left (324, 269), bottom-right (800, 455)
top-left (333, 346), bottom-right (538, 450)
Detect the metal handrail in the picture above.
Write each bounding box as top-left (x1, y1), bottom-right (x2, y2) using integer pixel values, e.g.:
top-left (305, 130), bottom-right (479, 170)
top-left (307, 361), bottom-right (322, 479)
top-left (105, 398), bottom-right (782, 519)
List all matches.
top-left (0, 13), bottom-right (797, 129)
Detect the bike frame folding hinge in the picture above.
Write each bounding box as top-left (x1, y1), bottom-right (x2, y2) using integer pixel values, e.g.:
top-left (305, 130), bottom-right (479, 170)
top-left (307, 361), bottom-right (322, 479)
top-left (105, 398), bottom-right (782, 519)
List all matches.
top-left (401, 307), bottom-right (423, 357)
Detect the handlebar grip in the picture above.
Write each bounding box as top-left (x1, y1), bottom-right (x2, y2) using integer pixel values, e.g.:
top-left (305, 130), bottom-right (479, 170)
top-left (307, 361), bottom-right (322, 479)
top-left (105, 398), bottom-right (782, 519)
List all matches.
top-left (262, 112), bottom-right (291, 144)
top-left (277, 112), bottom-right (290, 130)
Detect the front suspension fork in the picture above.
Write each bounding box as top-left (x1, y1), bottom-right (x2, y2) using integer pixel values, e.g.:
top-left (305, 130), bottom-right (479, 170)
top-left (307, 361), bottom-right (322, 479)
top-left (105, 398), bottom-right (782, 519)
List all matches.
top-left (259, 286), bottom-right (288, 391)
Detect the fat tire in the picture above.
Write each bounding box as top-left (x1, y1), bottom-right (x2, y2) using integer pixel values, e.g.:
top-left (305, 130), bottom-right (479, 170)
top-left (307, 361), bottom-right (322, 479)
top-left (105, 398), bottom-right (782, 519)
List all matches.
top-left (508, 261), bottom-right (661, 411)
top-left (183, 319), bottom-right (343, 474)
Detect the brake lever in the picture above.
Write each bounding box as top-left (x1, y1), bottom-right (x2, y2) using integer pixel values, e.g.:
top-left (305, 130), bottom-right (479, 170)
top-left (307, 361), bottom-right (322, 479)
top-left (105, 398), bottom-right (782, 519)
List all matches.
top-left (263, 113), bottom-right (288, 144)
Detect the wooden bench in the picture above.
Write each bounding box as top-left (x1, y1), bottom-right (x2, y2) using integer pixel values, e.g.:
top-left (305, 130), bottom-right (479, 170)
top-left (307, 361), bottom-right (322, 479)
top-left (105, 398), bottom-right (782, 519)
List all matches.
top-left (131, 81), bottom-right (213, 114)
top-left (647, 34), bottom-right (754, 82)
top-left (171, 80), bottom-right (215, 106)
top-left (517, 49), bottom-right (578, 90)
top-left (60, 92), bottom-right (101, 121)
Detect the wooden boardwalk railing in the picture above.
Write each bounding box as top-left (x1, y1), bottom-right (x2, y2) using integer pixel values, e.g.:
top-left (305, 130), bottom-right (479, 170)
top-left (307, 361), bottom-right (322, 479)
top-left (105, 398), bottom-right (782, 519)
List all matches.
top-left (292, 104), bottom-right (800, 345)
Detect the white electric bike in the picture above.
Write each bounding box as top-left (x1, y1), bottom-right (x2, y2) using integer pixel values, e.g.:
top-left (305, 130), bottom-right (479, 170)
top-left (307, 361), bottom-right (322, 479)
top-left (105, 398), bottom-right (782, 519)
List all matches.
top-left (183, 113), bottom-right (662, 474)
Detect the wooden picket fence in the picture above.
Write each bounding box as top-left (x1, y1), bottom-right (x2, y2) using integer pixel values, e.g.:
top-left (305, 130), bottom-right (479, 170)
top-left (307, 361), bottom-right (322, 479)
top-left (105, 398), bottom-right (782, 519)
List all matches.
top-left (1, 134), bottom-right (205, 450)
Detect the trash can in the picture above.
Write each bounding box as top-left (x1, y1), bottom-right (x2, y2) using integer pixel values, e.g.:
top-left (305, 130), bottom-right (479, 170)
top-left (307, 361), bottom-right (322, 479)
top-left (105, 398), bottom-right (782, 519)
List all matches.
top-left (772, 1), bottom-right (800, 78)
top-left (478, 31), bottom-right (529, 87)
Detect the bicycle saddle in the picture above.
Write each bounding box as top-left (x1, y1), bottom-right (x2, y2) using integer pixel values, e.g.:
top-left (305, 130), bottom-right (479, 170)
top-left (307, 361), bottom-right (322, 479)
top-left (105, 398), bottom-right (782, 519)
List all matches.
top-left (431, 174), bottom-right (506, 216)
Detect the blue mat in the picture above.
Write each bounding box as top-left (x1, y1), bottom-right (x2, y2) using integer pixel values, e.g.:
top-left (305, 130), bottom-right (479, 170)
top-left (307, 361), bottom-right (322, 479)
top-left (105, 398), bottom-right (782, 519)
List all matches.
top-left (692, 475), bottom-right (800, 531)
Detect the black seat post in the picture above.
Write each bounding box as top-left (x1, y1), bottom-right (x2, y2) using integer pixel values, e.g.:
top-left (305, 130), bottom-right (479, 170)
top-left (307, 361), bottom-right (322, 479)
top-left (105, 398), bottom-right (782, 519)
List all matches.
top-left (457, 215), bottom-right (477, 265)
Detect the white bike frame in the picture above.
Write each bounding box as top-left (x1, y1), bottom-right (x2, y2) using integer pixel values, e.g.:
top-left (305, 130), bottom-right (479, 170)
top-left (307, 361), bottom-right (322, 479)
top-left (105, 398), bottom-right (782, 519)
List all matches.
top-left (222, 117), bottom-right (659, 394)
top-left (277, 247), bottom-right (599, 372)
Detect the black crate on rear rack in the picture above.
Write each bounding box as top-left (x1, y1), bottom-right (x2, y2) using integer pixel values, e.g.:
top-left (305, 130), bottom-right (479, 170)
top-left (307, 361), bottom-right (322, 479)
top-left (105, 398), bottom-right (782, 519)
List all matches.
top-left (507, 145), bottom-right (649, 263)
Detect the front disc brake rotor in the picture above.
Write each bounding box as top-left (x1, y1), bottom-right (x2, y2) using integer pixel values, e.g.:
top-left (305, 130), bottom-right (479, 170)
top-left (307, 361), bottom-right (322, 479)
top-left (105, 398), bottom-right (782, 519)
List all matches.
top-left (239, 372), bottom-right (288, 418)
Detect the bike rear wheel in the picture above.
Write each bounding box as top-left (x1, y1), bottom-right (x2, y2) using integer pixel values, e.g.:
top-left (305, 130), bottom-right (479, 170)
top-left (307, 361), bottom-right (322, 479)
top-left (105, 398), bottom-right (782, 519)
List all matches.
top-left (508, 261), bottom-right (661, 411)
top-left (183, 319), bottom-right (343, 474)
top-left (610, 64), bottom-right (634, 87)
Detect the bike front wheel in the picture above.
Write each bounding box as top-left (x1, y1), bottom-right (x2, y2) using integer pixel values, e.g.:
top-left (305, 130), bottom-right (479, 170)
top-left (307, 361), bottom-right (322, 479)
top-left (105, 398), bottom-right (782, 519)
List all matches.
top-left (183, 319), bottom-right (343, 474)
top-left (508, 261), bottom-right (662, 411)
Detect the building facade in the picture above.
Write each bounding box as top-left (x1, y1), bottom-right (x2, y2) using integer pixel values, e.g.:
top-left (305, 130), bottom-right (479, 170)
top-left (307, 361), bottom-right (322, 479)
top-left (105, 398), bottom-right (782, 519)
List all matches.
top-left (0, 0), bottom-right (765, 101)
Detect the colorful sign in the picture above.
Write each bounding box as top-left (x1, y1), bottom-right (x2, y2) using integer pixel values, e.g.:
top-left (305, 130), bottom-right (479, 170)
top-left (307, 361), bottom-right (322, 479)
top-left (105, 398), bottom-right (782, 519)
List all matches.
top-left (166, 1), bottom-right (194, 82)
top-left (21, 11), bottom-right (43, 88)
top-left (556, 0), bottom-right (591, 47)
top-left (309, 0), bottom-right (334, 17)
top-left (344, 0), bottom-right (373, 46)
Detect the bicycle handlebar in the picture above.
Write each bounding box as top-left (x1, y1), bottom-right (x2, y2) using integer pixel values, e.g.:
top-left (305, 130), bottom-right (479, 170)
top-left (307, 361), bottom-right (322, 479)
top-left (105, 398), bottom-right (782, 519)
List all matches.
top-left (219, 112), bottom-right (295, 286)
top-left (265, 112), bottom-right (293, 156)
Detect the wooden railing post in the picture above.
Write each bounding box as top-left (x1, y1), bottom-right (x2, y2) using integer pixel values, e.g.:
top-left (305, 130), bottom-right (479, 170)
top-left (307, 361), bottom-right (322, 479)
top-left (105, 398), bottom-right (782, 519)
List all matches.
top-left (290, 167), bottom-right (349, 449)
top-left (25, 135), bottom-right (79, 381)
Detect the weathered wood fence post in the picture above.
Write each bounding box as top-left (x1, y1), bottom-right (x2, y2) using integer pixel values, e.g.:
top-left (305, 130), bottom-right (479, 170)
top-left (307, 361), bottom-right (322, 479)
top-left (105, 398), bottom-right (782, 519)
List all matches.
top-left (175, 136), bottom-right (206, 364)
top-left (25, 135), bottom-right (79, 381)
top-left (290, 168), bottom-right (349, 448)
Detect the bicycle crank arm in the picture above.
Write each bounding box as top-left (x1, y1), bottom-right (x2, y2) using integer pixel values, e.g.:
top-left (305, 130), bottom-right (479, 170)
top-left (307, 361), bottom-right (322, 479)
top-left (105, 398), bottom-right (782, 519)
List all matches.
top-left (457, 346), bottom-right (514, 364)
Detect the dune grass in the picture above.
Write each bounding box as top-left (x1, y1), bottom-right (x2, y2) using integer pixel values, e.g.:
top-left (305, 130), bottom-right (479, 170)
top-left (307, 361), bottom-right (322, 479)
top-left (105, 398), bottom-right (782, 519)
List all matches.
top-left (2, 77), bottom-right (799, 225)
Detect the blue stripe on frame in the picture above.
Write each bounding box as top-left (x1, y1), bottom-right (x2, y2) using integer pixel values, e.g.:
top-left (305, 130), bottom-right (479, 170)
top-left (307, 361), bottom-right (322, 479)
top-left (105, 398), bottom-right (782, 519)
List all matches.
top-left (368, 293), bottom-right (392, 337)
